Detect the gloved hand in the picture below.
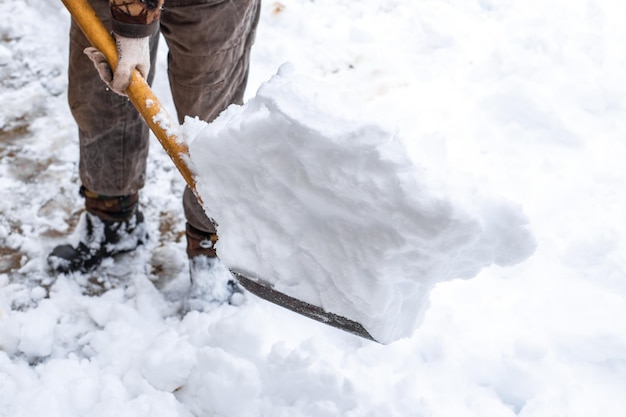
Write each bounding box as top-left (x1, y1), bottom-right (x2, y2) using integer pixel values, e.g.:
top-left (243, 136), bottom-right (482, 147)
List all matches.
top-left (84, 34), bottom-right (150, 96)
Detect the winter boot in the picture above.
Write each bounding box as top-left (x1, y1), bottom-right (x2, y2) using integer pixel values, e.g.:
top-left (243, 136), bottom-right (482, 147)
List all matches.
top-left (48, 187), bottom-right (147, 274)
top-left (184, 223), bottom-right (244, 310)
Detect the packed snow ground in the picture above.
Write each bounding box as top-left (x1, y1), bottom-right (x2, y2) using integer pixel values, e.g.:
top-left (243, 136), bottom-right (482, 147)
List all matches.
top-left (2, 0), bottom-right (626, 416)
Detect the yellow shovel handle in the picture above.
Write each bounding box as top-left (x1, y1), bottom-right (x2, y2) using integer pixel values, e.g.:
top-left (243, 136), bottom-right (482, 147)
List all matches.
top-left (61, 0), bottom-right (200, 202)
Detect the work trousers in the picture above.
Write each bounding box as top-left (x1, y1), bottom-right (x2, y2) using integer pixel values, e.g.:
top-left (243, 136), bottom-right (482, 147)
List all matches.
top-left (68, 0), bottom-right (261, 233)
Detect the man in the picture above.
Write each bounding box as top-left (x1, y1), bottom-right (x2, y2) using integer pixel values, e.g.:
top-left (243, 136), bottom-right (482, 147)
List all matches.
top-left (48, 0), bottom-right (261, 303)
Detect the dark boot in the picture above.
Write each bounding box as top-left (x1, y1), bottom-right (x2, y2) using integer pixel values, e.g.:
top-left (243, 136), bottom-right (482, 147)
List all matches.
top-left (48, 187), bottom-right (147, 274)
top-left (185, 222), bottom-right (218, 259)
top-left (184, 223), bottom-right (244, 310)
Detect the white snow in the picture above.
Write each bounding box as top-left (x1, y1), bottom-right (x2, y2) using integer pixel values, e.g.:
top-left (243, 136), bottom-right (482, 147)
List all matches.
top-left (184, 64), bottom-right (535, 343)
top-left (152, 105), bottom-right (181, 142)
top-left (1, 0), bottom-right (626, 416)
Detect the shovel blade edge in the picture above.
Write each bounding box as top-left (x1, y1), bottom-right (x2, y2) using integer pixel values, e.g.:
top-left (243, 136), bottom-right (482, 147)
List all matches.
top-left (231, 270), bottom-right (378, 343)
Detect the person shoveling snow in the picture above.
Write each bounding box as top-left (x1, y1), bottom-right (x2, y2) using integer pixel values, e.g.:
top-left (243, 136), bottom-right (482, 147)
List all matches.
top-left (55, 0), bottom-right (535, 343)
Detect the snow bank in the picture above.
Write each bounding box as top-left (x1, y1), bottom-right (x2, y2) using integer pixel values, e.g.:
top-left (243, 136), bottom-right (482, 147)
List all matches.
top-left (184, 65), bottom-right (536, 343)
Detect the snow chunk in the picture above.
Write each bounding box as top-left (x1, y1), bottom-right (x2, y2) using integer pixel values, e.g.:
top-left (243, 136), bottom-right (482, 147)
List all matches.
top-left (140, 330), bottom-right (197, 392)
top-left (17, 302), bottom-right (59, 358)
top-left (176, 347), bottom-right (261, 416)
top-left (185, 65), bottom-right (536, 343)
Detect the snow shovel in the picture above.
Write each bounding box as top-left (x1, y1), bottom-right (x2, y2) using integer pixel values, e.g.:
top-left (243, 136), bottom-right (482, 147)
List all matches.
top-left (61, 0), bottom-right (376, 342)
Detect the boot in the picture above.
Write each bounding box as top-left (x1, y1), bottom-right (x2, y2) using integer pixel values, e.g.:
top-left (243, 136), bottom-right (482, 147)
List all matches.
top-left (185, 222), bottom-right (218, 259)
top-left (48, 187), bottom-right (147, 274)
top-left (184, 223), bottom-right (244, 310)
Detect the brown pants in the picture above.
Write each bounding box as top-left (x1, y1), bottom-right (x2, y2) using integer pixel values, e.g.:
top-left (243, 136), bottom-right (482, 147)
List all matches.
top-left (68, 0), bottom-right (261, 233)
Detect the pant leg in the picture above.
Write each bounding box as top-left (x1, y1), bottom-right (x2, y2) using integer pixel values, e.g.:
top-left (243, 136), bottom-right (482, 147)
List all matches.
top-left (68, 0), bottom-right (160, 196)
top-left (160, 0), bottom-right (261, 233)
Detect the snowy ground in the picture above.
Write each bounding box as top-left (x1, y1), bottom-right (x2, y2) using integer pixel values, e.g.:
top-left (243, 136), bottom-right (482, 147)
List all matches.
top-left (2, 0), bottom-right (626, 416)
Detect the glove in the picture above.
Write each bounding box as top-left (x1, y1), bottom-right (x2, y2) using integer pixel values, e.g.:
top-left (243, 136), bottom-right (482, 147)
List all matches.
top-left (84, 34), bottom-right (150, 96)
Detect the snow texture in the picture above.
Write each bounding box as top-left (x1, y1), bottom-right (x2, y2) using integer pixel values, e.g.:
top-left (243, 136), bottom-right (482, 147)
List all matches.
top-left (2, 0), bottom-right (626, 416)
top-left (185, 64), bottom-right (535, 343)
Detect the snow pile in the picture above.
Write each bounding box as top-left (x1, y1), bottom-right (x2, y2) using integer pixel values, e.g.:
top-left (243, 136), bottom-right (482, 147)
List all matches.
top-left (185, 64), bottom-right (536, 343)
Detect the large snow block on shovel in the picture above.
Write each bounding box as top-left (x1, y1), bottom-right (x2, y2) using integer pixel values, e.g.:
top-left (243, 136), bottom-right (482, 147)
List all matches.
top-left (184, 65), bottom-right (536, 344)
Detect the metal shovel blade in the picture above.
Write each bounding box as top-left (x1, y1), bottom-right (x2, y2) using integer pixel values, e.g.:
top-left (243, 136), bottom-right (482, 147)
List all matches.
top-left (231, 270), bottom-right (377, 342)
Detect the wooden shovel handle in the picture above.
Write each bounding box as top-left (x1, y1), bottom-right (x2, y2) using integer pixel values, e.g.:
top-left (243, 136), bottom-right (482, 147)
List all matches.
top-left (61, 0), bottom-right (200, 201)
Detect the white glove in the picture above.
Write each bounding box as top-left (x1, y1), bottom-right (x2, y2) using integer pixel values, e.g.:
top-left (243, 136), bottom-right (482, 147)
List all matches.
top-left (84, 34), bottom-right (150, 96)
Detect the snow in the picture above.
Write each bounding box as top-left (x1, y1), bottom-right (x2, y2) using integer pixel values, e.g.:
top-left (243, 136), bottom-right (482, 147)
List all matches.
top-left (184, 64), bottom-right (535, 343)
top-left (2, 0), bottom-right (626, 416)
